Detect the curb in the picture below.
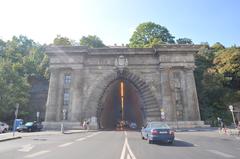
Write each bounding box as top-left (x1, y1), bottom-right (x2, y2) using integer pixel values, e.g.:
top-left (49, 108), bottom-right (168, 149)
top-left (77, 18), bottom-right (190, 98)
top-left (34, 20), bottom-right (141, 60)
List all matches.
top-left (0, 136), bottom-right (22, 142)
top-left (63, 130), bottom-right (98, 134)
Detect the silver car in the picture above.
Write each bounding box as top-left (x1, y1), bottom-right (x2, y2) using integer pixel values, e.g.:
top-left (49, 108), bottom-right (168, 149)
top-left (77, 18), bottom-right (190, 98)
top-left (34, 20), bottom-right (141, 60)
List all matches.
top-left (141, 122), bottom-right (175, 144)
top-left (0, 122), bottom-right (9, 133)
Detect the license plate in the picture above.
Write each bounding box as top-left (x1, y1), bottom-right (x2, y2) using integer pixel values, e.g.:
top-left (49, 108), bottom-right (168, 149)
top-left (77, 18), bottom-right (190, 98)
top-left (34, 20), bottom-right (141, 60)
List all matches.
top-left (159, 131), bottom-right (168, 134)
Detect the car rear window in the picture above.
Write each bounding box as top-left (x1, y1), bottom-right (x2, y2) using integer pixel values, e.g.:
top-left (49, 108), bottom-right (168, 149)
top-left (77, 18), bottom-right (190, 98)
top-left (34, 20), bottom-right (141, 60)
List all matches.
top-left (151, 123), bottom-right (170, 129)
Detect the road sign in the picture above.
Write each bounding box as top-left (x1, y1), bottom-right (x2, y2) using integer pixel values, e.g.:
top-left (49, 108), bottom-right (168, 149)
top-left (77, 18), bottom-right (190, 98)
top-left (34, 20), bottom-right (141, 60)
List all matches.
top-left (229, 105), bottom-right (233, 112)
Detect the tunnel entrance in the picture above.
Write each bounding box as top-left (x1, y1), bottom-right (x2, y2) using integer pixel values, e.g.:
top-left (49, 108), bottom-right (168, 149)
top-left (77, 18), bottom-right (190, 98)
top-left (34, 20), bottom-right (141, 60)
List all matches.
top-left (99, 79), bottom-right (144, 130)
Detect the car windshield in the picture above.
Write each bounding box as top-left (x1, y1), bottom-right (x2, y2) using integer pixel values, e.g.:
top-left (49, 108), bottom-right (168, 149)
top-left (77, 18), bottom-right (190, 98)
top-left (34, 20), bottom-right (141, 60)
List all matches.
top-left (150, 123), bottom-right (170, 129)
top-left (25, 122), bottom-right (33, 126)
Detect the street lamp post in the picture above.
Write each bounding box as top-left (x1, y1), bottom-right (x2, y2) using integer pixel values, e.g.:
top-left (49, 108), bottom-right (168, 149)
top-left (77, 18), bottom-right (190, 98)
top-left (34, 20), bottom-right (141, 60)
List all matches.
top-left (36, 111), bottom-right (40, 122)
top-left (61, 109), bottom-right (67, 133)
top-left (229, 105), bottom-right (237, 128)
top-left (13, 103), bottom-right (19, 137)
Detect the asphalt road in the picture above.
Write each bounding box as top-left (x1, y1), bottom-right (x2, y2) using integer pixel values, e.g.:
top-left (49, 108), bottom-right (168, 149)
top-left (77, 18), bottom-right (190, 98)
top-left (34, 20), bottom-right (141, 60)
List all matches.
top-left (0, 130), bottom-right (239, 159)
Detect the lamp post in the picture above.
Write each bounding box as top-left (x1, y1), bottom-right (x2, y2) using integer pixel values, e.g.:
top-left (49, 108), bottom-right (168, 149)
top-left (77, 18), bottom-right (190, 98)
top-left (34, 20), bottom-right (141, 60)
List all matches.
top-left (13, 103), bottom-right (19, 137)
top-left (61, 109), bottom-right (67, 133)
top-left (229, 105), bottom-right (237, 128)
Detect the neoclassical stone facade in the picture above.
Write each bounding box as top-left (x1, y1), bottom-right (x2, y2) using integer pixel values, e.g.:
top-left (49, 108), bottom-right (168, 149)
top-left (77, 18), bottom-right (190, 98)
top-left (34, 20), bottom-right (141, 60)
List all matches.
top-left (44, 45), bottom-right (204, 129)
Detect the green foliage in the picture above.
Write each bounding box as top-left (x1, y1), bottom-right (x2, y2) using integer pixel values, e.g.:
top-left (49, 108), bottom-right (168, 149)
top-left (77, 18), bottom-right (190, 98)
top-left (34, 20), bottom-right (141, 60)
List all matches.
top-left (80, 35), bottom-right (105, 48)
top-left (211, 42), bottom-right (225, 53)
top-left (195, 44), bottom-right (240, 126)
top-left (53, 35), bottom-right (73, 46)
top-left (0, 59), bottom-right (30, 123)
top-left (0, 36), bottom-right (49, 123)
top-left (129, 22), bottom-right (175, 48)
top-left (213, 47), bottom-right (240, 77)
top-left (176, 38), bottom-right (193, 44)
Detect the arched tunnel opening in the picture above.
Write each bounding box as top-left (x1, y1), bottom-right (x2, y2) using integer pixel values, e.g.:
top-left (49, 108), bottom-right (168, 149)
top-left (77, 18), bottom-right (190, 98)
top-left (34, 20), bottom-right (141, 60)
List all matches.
top-left (99, 79), bottom-right (144, 130)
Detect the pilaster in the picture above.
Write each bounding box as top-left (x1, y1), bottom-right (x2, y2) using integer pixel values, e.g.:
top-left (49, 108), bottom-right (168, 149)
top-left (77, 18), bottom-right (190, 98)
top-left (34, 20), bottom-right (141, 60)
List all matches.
top-left (45, 68), bottom-right (60, 121)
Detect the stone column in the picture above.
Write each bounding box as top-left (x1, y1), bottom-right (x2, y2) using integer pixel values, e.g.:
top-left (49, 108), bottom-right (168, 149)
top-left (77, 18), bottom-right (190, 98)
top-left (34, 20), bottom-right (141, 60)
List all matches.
top-left (183, 68), bottom-right (201, 121)
top-left (45, 68), bottom-right (60, 121)
top-left (70, 69), bottom-right (84, 121)
top-left (159, 67), bottom-right (175, 121)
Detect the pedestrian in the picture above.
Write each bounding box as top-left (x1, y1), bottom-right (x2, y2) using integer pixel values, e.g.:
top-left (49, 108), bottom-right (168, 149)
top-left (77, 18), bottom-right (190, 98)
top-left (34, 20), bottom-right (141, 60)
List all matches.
top-left (83, 120), bottom-right (87, 130)
top-left (86, 121), bottom-right (90, 132)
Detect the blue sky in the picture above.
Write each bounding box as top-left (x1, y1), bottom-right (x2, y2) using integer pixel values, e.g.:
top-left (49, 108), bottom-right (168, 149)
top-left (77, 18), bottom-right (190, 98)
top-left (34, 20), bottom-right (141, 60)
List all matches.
top-left (0, 0), bottom-right (239, 46)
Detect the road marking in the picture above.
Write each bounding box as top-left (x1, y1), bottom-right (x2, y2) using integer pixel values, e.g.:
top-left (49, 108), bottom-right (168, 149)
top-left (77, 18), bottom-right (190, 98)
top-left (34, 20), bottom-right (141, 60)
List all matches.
top-left (124, 131), bottom-right (127, 136)
top-left (76, 132), bottom-right (101, 141)
top-left (207, 150), bottom-right (235, 158)
top-left (86, 132), bottom-right (102, 138)
top-left (120, 138), bottom-right (126, 159)
top-left (58, 142), bottom-right (74, 147)
top-left (175, 137), bottom-right (183, 141)
top-left (120, 132), bottom-right (136, 159)
top-left (76, 137), bottom-right (87, 141)
top-left (188, 130), bottom-right (197, 132)
top-left (18, 144), bottom-right (34, 152)
top-left (24, 150), bottom-right (50, 158)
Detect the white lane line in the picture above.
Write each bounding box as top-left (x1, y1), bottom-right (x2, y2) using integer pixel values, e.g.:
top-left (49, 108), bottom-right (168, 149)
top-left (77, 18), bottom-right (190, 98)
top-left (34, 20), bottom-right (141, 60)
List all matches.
top-left (76, 132), bottom-right (102, 141)
top-left (86, 132), bottom-right (102, 138)
top-left (18, 144), bottom-right (34, 152)
top-left (24, 150), bottom-right (50, 158)
top-left (58, 142), bottom-right (74, 147)
top-left (125, 138), bottom-right (136, 159)
top-left (120, 138), bottom-right (127, 159)
top-left (76, 137), bottom-right (87, 141)
top-left (127, 154), bottom-right (131, 159)
top-left (207, 150), bottom-right (235, 158)
top-left (120, 135), bottom-right (137, 159)
top-left (124, 131), bottom-right (127, 136)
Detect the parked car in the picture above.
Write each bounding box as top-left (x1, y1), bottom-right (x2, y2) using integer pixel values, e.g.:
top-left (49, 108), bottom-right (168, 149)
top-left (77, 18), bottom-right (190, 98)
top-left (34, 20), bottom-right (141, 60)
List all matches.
top-left (141, 122), bottom-right (175, 144)
top-left (17, 122), bottom-right (43, 132)
top-left (129, 122), bottom-right (137, 129)
top-left (0, 122), bottom-right (9, 133)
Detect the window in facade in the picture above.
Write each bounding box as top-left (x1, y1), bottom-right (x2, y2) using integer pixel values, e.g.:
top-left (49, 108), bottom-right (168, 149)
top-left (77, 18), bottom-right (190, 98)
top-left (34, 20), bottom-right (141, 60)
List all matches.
top-left (64, 74), bottom-right (71, 84)
top-left (63, 89), bottom-right (70, 106)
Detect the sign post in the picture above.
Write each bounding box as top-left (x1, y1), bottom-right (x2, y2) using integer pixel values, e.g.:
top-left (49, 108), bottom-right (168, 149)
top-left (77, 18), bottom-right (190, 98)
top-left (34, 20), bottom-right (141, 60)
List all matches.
top-left (13, 103), bottom-right (19, 137)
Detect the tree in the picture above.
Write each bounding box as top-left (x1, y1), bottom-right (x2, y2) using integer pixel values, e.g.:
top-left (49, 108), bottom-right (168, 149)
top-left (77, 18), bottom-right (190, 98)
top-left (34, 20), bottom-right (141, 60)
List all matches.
top-left (176, 38), bottom-right (193, 44)
top-left (0, 39), bottom-right (6, 57)
top-left (211, 42), bottom-right (225, 53)
top-left (80, 35), bottom-right (105, 48)
top-left (129, 22), bottom-right (175, 48)
top-left (53, 35), bottom-right (72, 46)
top-left (213, 47), bottom-right (240, 89)
top-left (0, 59), bottom-right (30, 123)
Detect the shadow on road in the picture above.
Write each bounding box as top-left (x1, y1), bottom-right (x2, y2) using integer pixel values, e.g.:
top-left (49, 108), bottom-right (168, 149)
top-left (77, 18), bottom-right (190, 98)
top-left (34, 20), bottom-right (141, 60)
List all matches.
top-left (153, 140), bottom-right (194, 147)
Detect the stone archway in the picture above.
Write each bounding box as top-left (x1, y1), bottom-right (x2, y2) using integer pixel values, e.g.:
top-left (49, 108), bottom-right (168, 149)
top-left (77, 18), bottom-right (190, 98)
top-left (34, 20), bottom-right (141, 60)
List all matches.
top-left (44, 45), bottom-right (204, 130)
top-left (84, 69), bottom-right (161, 129)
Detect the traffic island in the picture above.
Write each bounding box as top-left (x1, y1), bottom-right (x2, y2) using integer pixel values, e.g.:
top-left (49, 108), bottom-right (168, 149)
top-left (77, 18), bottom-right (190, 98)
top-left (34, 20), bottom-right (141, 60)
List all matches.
top-left (0, 136), bottom-right (22, 142)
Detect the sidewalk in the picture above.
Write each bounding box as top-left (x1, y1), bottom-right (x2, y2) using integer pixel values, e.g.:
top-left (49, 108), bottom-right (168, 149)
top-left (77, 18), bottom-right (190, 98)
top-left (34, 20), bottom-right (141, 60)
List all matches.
top-left (0, 129), bottom-right (92, 142)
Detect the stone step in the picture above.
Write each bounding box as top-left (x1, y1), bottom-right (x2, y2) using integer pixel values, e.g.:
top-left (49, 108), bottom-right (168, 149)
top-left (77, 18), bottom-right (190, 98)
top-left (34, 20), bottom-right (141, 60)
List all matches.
top-left (144, 107), bottom-right (160, 112)
top-left (144, 100), bottom-right (157, 105)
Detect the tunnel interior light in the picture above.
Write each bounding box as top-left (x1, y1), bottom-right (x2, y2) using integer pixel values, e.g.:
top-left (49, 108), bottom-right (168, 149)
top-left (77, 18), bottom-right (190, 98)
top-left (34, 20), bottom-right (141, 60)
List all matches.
top-left (120, 81), bottom-right (124, 121)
